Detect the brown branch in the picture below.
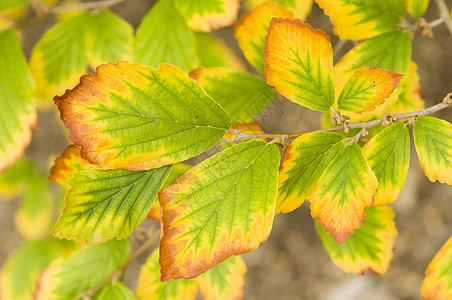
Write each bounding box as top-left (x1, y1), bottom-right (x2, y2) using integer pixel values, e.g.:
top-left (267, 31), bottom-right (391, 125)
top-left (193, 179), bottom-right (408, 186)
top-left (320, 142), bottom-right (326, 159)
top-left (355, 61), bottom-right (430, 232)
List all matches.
top-left (221, 96), bottom-right (452, 145)
top-left (434, 0), bottom-right (452, 35)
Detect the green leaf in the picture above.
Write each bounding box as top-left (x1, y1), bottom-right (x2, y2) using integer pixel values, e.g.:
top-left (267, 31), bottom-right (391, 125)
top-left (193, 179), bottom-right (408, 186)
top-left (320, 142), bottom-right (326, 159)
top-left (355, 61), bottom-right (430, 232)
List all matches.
top-left (0, 30), bottom-right (36, 172)
top-left (136, 249), bottom-right (197, 300)
top-left (277, 132), bottom-right (344, 214)
top-left (93, 282), bottom-right (136, 300)
top-left (30, 11), bottom-right (133, 102)
top-left (132, 0), bottom-right (199, 73)
top-left (315, 206), bottom-right (398, 276)
top-left (159, 141), bottom-right (280, 280)
top-left (308, 143), bottom-right (378, 244)
top-left (196, 256), bottom-right (247, 300)
top-left (0, 0), bottom-right (29, 10)
top-left (54, 61), bottom-right (232, 171)
top-left (0, 241), bottom-right (61, 300)
top-left (35, 239), bottom-right (130, 299)
top-left (316, 0), bottom-right (406, 40)
top-left (421, 236), bottom-right (452, 300)
top-left (414, 116), bottom-right (452, 185)
top-left (362, 123), bottom-right (410, 206)
top-left (194, 32), bottom-right (244, 69)
top-left (405, 0), bottom-right (430, 18)
top-left (192, 68), bottom-right (274, 122)
top-left (52, 166), bottom-right (172, 243)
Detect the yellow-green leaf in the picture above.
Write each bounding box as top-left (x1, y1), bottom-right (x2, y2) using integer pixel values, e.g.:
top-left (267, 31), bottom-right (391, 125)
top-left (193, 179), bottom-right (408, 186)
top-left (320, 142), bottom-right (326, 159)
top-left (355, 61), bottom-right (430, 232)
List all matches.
top-left (174, 0), bottom-right (240, 32)
top-left (421, 236), bottom-right (452, 300)
top-left (52, 166), bottom-right (172, 243)
top-left (316, 206), bottom-right (398, 276)
top-left (159, 141), bottom-right (280, 280)
top-left (54, 61), bottom-right (231, 171)
top-left (132, 0), bottom-right (199, 73)
top-left (337, 66), bottom-right (403, 113)
top-left (363, 123), bottom-right (410, 206)
top-left (308, 143), bottom-right (378, 244)
top-left (35, 239), bottom-right (130, 300)
top-left (136, 248), bottom-right (197, 300)
top-left (264, 18), bottom-right (335, 111)
top-left (315, 0), bottom-right (406, 40)
top-left (196, 256), bottom-right (247, 300)
top-left (93, 282), bottom-right (136, 300)
top-left (245, 0), bottom-right (312, 20)
top-left (414, 116), bottom-right (452, 185)
top-left (277, 132), bottom-right (344, 214)
top-left (405, 0), bottom-right (430, 18)
top-left (234, 1), bottom-right (293, 73)
top-left (0, 30), bottom-right (36, 172)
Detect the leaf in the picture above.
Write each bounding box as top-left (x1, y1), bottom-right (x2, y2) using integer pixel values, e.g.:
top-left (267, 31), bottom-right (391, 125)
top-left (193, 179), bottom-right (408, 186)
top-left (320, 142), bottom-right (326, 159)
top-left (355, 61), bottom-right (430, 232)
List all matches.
top-left (413, 116), bottom-right (452, 185)
top-left (191, 67), bottom-right (274, 122)
top-left (333, 30), bottom-right (412, 121)
top-left (35, 239), bottom-right (130, 300)
top-left (308, 143), bottom-right (378, 244)
top-left (0, 30), bottom-right (36, 172)
top-left (421, 236), bottom-right (452, 300)
top-left (405, 0), bottom-right (430, 18)
top-left (49, 145), bottom-right (95, 189)
top-left (196, 256), bottom-right (247, 300)
top-left (222, 121), bottom-right (267, 143)
top-left (264, 18), bottom-right (335, 111)
top-left (362, 123), bottom-right (410, 206)
top-left (0, 0), bottom-right (29, 10)
top-left (277, 132), bottom-right (344, 214)
top-left (194, 33), bottom-right (245, 70)
top-left (93, 282), bottom-right (136, 300)
top-left (315, 206), bottom-right (398, 276)
top-left (52, 166), bottom-right (172, 243)
top-left (0, 241), bottom-right (61, 300)
top-left (159, 141), bottom-right (280, 280)
top-left (337, 66), bottom-right (403, 113)
top-left (54, 61), bottom-right (231, 171)
top-left (315, 0), bottom-right (406, 40)
top-left (30, 11), bottom-right (132, 103)
top-left (132, 0), bottom-right (199, 73)
top-left (136, 249), bottom-right (197, 300)
top-left (234, 1), bottom-right (293, 73)
top-left (174, 0), bottom-right (240, 32)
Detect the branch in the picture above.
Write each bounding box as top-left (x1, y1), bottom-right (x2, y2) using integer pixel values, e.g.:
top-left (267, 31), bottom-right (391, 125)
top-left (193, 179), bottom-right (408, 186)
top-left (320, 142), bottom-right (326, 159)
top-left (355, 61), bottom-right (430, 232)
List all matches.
top-left (221, 95), bottom-right (452, 145)
top-left (434, 0), bottom-right (452, 35)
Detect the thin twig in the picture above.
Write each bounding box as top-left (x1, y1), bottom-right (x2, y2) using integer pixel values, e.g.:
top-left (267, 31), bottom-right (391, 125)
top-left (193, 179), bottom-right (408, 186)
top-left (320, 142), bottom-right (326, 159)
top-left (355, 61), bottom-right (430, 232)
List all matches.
top-left (429, 17), bottom-right (445, 29)
top-left (434, 0), bottom-right (452, 35)
top-left (220, 97), bottom-right (452, 145)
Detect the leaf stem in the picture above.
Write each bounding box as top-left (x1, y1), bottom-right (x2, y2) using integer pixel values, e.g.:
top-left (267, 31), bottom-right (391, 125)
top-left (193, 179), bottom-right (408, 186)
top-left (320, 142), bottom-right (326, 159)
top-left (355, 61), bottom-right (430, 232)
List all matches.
top-left (223, 96), bottom-right (452, 144)
top-left (433, 0), bottom-right (452, 35)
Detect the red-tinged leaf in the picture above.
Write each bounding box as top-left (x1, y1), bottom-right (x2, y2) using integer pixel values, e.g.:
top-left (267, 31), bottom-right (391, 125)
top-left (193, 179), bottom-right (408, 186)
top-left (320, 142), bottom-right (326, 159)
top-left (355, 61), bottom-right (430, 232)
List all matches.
top-left (234, 1), bottom-right (293, 73)
top-left (264, 18), bottom-right (335, 111)
top-left (308, 143), bottom-right (378, 244)
top-left (421, 236), bottom-right (452, 300)
top-left (159, 141), bottom-right (280, 281)
top-left (337, 66), bottom-right (403, 114)
top-left (54, 61), bottom-right (231, 171)
top-left (316, 206), bottom-right (398, 276)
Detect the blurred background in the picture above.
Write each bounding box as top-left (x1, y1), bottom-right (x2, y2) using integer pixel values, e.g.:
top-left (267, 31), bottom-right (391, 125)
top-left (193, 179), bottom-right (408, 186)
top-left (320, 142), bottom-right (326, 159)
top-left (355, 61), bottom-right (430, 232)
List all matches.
top-left (1, 0), bottom-right (451, 299)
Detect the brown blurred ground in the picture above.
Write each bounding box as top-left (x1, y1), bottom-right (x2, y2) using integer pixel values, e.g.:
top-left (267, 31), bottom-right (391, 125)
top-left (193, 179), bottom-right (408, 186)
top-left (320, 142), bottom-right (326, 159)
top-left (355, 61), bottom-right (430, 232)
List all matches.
top-left (1, 1), bottom-right (452, 299)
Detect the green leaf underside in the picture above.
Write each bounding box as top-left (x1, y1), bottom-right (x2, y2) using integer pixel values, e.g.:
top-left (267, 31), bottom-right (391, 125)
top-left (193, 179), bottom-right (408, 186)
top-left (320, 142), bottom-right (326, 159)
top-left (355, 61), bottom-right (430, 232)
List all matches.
top-left (159, 141), bottom-right (280, 280)
top-left (93, 282), bottom-right (136, 300)
top-left (0, 30), bottom-right (36, 172)
top-left (196, 256), bottom-right (246, 300)
top-left (55, 61), bottom-right (231, 171)
top-left (197, 69), bottom-right (274, 122)
top-left (52, 166), bottom-right (172, 243)
top-left (309, 143), bottom-right (378, 244)
top-left (132, 0), bottom-right (199, 73)
top-left (0, 241), bottom-right (61, 300)
top-left (315, 206), bottom-right (397, 276)
top-left (136, 248), bottom-right (197, 300)
top-left (277, 132), bottom-right (344, 214)
top-left (35, 239), bottom-right (130, 300)
top-left (414, 116), bottom-right (452, 185)
top-left (363, 123), bottom-right (410, 206)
